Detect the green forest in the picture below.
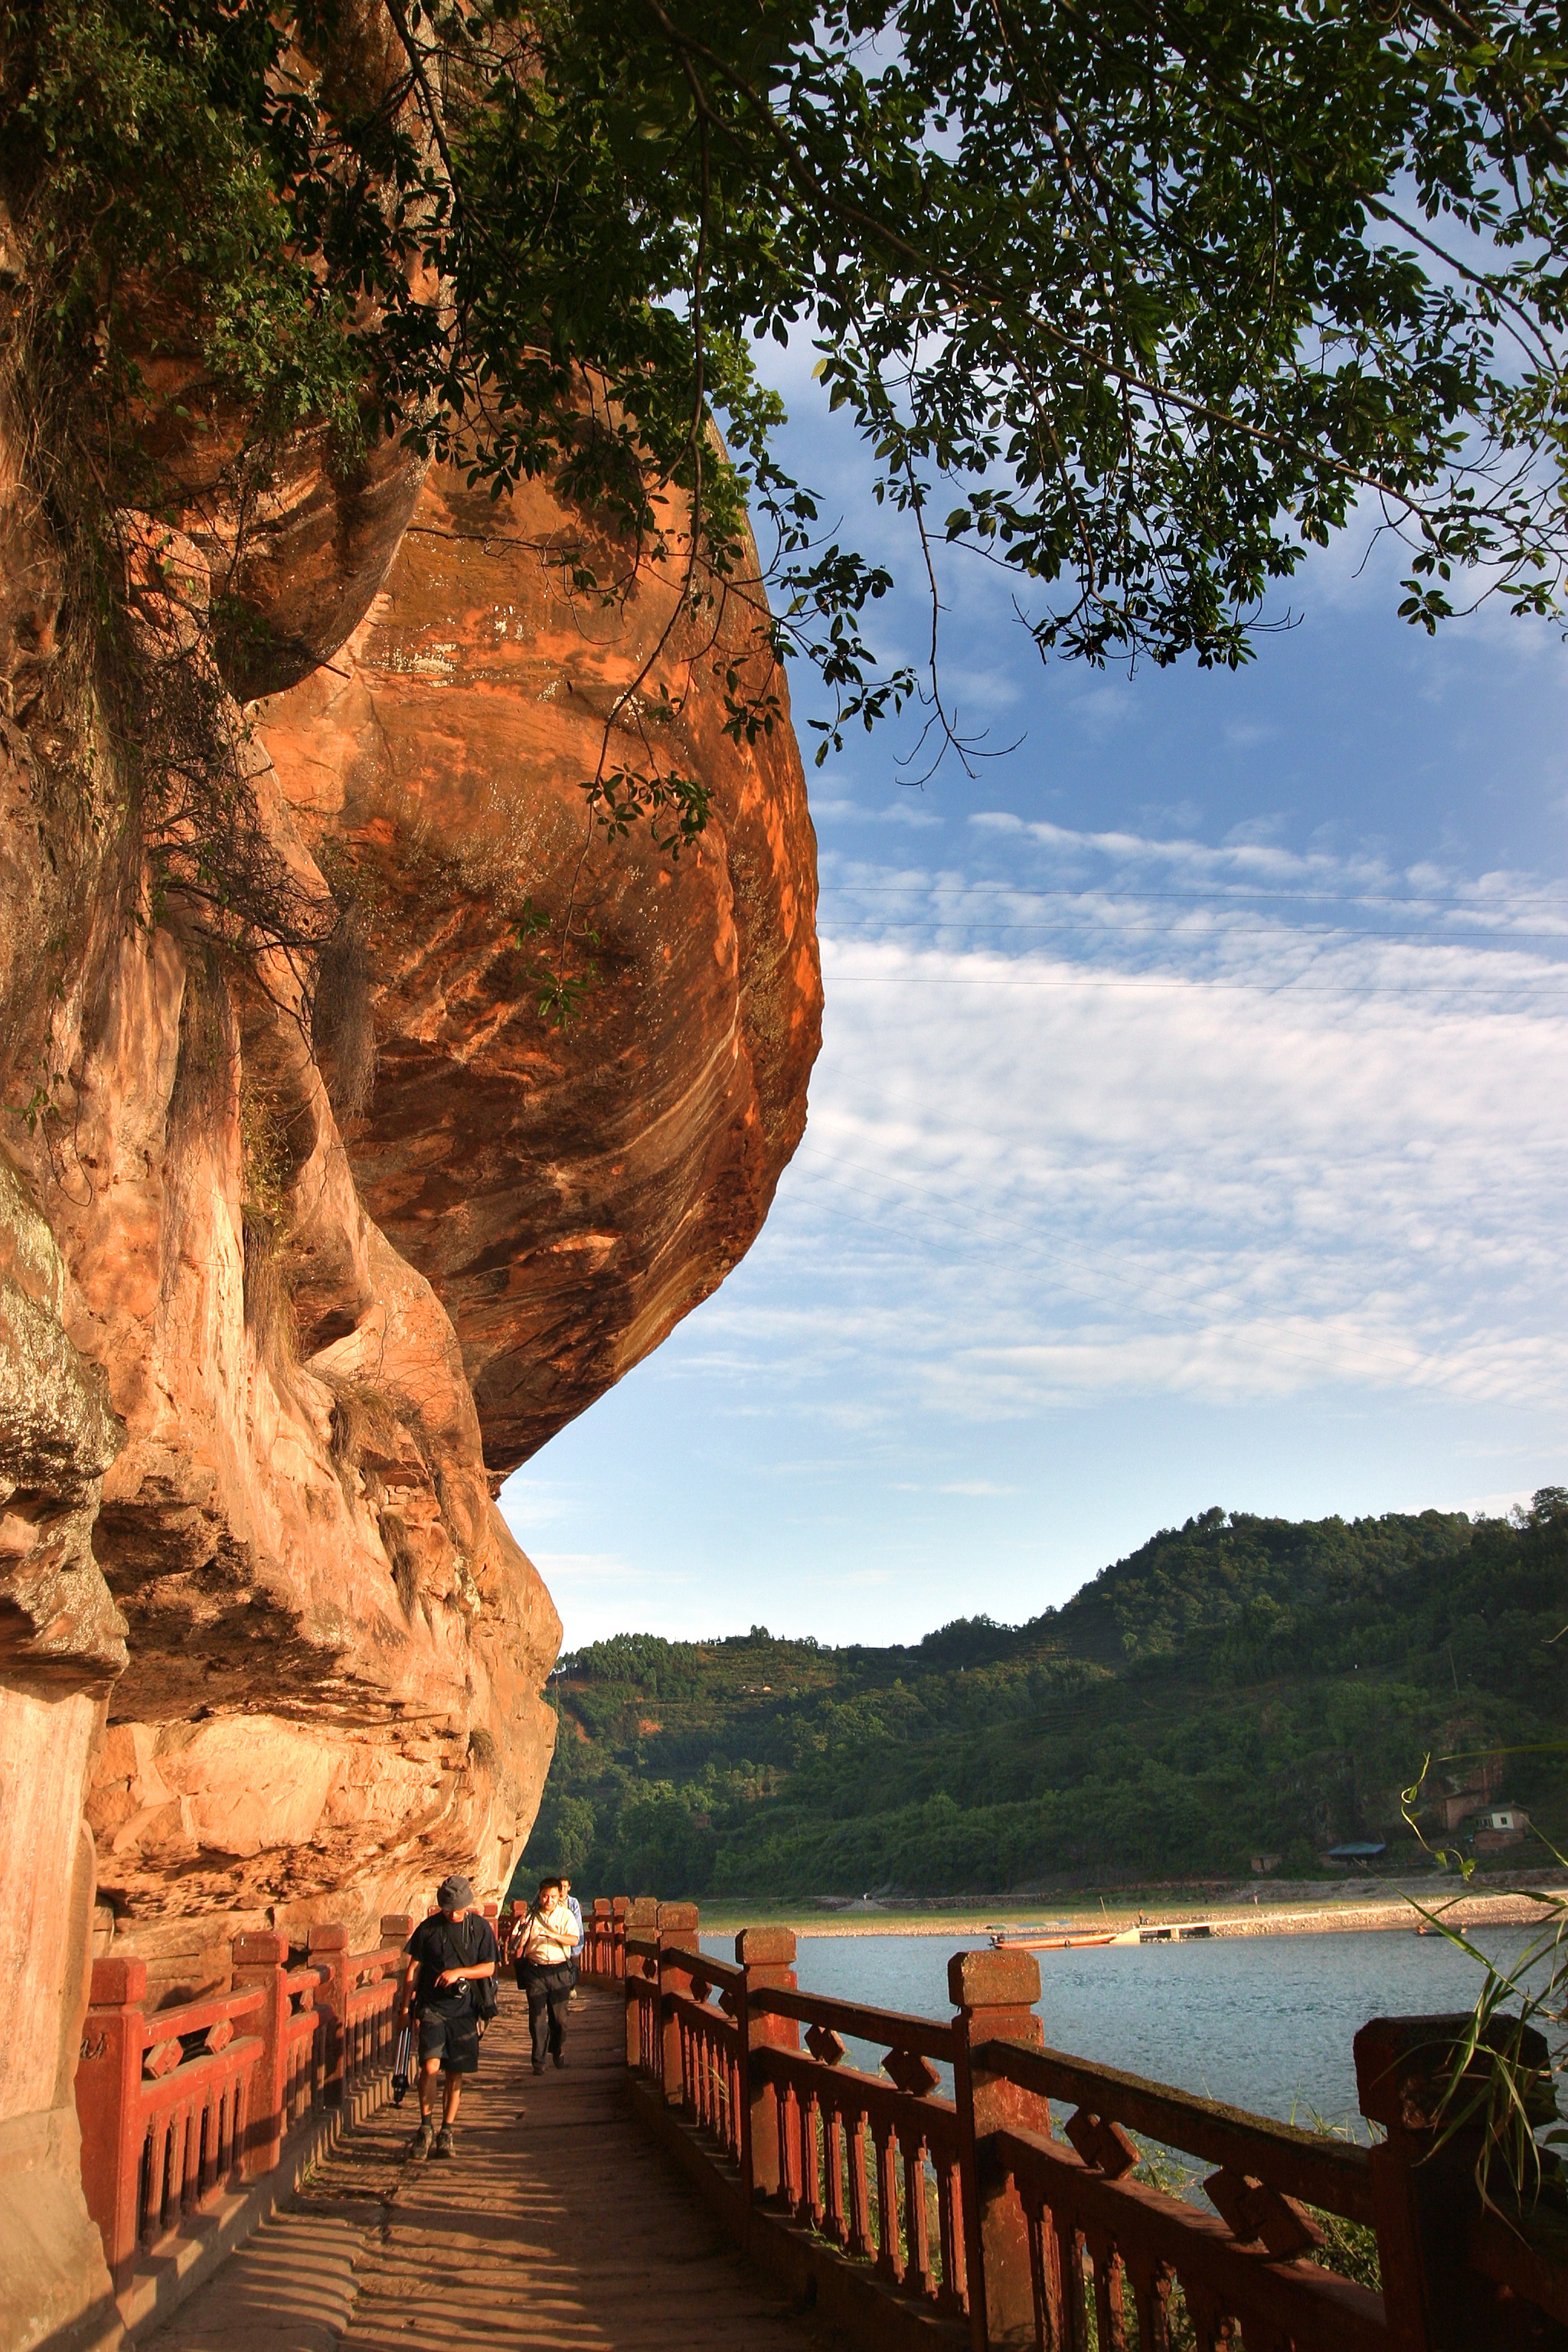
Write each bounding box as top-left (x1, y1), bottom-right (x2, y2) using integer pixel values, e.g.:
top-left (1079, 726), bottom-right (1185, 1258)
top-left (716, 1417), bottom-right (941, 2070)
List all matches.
top-left (518, 1494), bottom-right (1568, 1900)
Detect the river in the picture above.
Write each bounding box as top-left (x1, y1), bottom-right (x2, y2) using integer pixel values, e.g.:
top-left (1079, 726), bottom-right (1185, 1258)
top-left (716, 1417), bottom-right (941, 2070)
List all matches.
top-left (700, 1924), bottom-right (1543, 2131)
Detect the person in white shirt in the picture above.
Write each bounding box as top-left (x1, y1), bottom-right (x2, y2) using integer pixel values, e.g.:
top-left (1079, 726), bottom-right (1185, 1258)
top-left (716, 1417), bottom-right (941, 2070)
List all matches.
top-left (514, 1875), bottom-right (579, 2073)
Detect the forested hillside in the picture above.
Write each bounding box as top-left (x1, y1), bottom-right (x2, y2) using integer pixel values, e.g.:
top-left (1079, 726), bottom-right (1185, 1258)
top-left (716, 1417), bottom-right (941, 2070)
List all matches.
top-left (519, 1494), bottom-right (1568, 1899)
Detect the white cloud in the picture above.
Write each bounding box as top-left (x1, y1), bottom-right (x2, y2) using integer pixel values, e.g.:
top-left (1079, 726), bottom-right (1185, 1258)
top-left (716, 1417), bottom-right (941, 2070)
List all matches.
top-left (887, 1478), bottom-right (1019, 1494)
top-left (496, 1477), bottom-right (579, 1529)
top-left (812, 795), bottom-right (944, 828)
top-left (529, 1550), bottom-right (652, 1584)
top-left (1446, 1488), bottom-right (1542, 1521)
top-left (710, 834), bottom-right (1568, 1419)
top-left (524, 1550), bottom-right (693, 1650)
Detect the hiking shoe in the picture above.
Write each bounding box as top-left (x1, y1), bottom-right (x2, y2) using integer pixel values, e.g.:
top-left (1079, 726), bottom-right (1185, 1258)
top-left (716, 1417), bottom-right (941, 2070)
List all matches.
top-left (553, 2054), bottom-right (567, 2069)
top-left (433, 2126), bottom-right (456, 2159)
top-left (532, 2060), bottom-right (546, 2075)
top-left (408, 2121), bottom-right (433, 2160)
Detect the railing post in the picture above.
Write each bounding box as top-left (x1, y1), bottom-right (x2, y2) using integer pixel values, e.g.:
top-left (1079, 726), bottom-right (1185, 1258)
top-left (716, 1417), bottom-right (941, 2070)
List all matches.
top-left (1355, 2011), bottom-right (1544, 2352)
top-left (591, 1897), bottom-right (612, 1978)
top-left (307, 1923), bottom-right (350, 2107)
top-left (657, 1901), bottom-right (701, 2104)
top-left (612, 1895), bottom-right (629, 1980)
top-left (949, 1945), bottom-right (1044, 2352)
top-left (381, 1900), bottom-right (416, 1975)
top-left (232, 1930), bottom-right (290, 2180)
top-left (736, 1926), bottom-right (798, 2209)
top-left (74, 1955), bottom-right (149, 2293)
top-left (626, 1897), bottom-right (659, 2071)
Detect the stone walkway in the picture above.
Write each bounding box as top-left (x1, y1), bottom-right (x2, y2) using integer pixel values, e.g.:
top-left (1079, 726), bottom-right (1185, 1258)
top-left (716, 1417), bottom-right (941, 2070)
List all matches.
top-left (143, 1988), bottom-right (831, 2352)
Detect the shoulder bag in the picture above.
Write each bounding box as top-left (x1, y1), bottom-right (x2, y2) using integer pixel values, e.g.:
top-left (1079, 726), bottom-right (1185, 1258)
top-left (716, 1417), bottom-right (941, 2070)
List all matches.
top-left (440, 1916), bottom-right (499, 2026)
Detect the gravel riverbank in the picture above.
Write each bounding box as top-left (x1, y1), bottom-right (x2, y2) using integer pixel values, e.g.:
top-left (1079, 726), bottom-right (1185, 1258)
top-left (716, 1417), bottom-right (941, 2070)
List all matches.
top-left (1207, 1891), bottom-right (1550, 1938)
top-left (699, 1886), bottom-right (1561, 1942)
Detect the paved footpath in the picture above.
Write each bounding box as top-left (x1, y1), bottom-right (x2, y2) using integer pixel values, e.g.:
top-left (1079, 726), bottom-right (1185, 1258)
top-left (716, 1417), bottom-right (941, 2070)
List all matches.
top-left (145, 1988), bottom-right (835, 2352)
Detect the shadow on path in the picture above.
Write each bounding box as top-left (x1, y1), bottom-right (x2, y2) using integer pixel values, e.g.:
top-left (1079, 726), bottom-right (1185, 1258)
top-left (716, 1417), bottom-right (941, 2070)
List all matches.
top-left (145, 1988), bottom-right (837, 2352)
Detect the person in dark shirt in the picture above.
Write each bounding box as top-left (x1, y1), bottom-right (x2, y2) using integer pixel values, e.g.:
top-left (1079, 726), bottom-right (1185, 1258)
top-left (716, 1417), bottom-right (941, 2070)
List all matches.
top-left (397, 1874), bottom-right (498, 2159)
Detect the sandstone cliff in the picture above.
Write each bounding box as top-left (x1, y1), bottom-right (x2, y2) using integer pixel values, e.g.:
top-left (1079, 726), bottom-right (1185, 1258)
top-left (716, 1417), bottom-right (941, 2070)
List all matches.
top-left (0, 402), bottom-right (819, 2344)
top-left (259, 463), bottom-right (820, 1472)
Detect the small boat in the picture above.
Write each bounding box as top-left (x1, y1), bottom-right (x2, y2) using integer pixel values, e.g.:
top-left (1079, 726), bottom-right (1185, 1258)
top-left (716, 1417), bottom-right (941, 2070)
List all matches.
top-left (991, 1927), bottom-right (1127, 1951)
top-left (991, 1919), bottom-right (1217, 1951)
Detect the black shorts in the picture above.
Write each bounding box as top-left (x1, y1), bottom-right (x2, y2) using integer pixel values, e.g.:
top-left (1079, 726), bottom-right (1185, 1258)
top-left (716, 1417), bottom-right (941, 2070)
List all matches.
top-left (418, 2006), bottom-right (480, 2073)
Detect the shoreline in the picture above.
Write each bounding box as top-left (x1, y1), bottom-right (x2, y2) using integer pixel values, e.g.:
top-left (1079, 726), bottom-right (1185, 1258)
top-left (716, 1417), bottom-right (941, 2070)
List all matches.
top-left (696, 1889), bottom-right (1558, 1943)
top-left (1197, 1892), bottom-right (1548, 1940)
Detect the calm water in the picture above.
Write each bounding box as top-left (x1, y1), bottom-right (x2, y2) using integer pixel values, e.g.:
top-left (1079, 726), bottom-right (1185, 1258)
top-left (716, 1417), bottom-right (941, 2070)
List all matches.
top-left (700, 1925), bottom-right (1540, 2131)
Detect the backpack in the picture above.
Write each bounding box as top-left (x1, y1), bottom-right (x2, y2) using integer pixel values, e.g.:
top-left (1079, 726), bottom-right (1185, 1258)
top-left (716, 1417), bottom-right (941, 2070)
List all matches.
top-left (437, 1915), bottom-right (499, 2024)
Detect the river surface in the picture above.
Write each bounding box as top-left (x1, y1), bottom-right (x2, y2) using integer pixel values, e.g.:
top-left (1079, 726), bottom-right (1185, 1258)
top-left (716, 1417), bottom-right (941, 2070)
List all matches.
top-left (700, 1925), bottom-right (1540, 2131)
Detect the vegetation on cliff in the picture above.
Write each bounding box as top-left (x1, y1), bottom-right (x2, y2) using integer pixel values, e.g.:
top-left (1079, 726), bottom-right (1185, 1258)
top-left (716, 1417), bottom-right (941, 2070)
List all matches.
top-left (8, 0), bottom-right (1568, 787)
top-left (8, 0), bottom-right (1568, 1052)
top-left (523, 1491), bottom-right (1568, 1896)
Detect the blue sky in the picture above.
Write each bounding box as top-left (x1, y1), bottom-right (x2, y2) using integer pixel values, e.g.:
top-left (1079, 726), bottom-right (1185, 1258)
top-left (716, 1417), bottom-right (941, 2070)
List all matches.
top-left (500, 355), bottom-right (1568, 1651)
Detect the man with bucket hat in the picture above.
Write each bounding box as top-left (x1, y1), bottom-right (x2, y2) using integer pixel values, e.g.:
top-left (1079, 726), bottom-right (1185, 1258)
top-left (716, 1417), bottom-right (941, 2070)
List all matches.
top-left (397, 1873), bottom-right (498, 2159)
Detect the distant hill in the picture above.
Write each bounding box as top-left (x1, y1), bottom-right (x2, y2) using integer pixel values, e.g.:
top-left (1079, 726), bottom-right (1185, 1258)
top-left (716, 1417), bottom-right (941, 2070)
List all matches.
top-left (514, 1492), bottom-right (1568, 1900)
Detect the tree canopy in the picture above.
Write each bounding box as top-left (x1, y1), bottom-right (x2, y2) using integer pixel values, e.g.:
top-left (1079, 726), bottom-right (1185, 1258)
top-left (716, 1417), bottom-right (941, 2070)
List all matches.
top-left (7, 0), bottom-right (1568, 768)
top-left (524, 1494), bottom-right (1568, 1898)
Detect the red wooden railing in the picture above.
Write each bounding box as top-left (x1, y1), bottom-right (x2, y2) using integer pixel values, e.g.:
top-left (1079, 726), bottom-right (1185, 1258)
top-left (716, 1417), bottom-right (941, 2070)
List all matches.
top-left (583, 1894), bottom-right (630, 1981)
top-left (581, 1899), bottom-right (1568, 2352)
top-left (74, 1903), bottom-right (498, 2306)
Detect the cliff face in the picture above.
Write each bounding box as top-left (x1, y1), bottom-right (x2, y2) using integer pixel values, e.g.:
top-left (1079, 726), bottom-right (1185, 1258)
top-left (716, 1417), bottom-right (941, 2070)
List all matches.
top-left (74, 457), bottom-right (820, 1958)
top-left (259, 464), bottom-right (821, 1472)
top-left (0, 397), bottom-right (818, 2347)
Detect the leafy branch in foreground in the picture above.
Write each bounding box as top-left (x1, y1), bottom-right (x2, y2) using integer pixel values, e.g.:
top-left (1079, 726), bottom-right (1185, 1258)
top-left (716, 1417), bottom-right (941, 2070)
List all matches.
top-left (8, 0), bottom-right (1568, 1040)
top-left (9, 0), bottom-right (1568, 806)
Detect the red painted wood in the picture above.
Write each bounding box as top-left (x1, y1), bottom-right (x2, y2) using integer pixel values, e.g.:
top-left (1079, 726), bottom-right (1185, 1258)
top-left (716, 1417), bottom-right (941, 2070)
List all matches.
top-left (73, 1922), bottom-right (423, 2307)
top-left (874, 2118), bottom-right (902, 2283)
top-left (904, 2134), bottom-right (933, 2299)
top-left (77, 1889), bottom-right (1568, 2352)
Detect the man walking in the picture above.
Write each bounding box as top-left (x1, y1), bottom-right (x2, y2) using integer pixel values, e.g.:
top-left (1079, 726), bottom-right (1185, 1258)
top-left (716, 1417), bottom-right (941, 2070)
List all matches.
top-left (399, 1874), bottom-right (498, 2158)
top-left (513, 1875), bottom-right (580, 2073)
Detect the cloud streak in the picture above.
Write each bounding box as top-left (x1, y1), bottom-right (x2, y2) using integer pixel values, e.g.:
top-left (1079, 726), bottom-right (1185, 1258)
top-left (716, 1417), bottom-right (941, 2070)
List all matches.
top-left (704, 829), bottom-right (1568, 1420)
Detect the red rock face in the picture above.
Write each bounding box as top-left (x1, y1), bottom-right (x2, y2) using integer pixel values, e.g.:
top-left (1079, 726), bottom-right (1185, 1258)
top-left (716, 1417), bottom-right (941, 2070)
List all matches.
top-left (0, 430), bottom-right (817, 1988)
top-left (119, 2), bottom-right (436, 701)
top-left (0, 47), bottom-right (818, 2335)
top-left (126, 348), bottom-right (428, 699)
top-left (7, 774), bottom-right (561, 1960)
top-left (0, 389), bottom-right (817, 2347)
top-left (259, 465), bottom-right (822, 1474)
